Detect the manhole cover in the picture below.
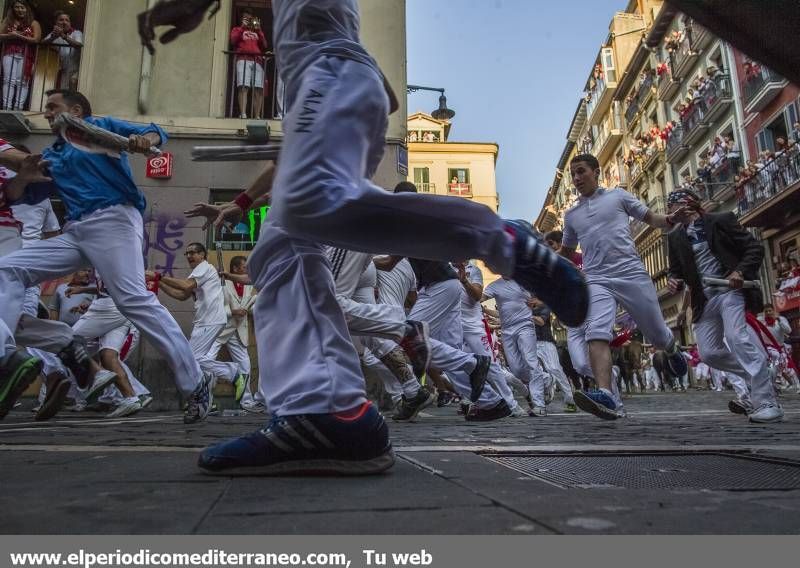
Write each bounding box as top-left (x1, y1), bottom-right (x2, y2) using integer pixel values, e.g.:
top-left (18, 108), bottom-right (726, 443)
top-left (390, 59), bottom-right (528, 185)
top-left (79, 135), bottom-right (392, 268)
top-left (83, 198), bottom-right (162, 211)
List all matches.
top-left (483, 452), bottom-right (800, 490)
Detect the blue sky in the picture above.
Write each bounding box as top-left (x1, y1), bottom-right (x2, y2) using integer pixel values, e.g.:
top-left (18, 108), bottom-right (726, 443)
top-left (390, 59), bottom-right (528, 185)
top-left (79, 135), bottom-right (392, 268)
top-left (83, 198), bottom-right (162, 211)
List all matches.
top-left (406, 0), bottom-right (623, 220)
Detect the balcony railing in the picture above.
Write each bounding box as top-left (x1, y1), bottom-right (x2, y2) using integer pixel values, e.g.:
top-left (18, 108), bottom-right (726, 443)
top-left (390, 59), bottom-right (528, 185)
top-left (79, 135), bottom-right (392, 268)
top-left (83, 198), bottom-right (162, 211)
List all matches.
top-left (657, 57), bottom-right (680, 100)
top-left (0, 41), bottom-right (82, 112)
top-left (681, 100), bottom-right (707, 145)
top-left (586, 76), bottom-right (607, 120)
top-left (666, 124), bottom-right (688, 161)
top-left (672, 30), bottom-right (698, 78)
top-left (624, 73), bottom-right (655, 124)
top-left (625, 97), bottom-right (640, 124)
top-left (448, 183), bottom-right (472, 197)
top-left (742, 66), bottom-right (785, 113)
top-left (415, 182), bottom-right (436, 193)
top-left (701, 73), bottom-right (733, 122)
top-left (738, 146), bottom-right (800, 216)
top-left (700, 156), bottom-right (740, 203)
top-left (224, 50), bottom-right (283, 119)
top-left (629, 160), bottom-right (644, 184)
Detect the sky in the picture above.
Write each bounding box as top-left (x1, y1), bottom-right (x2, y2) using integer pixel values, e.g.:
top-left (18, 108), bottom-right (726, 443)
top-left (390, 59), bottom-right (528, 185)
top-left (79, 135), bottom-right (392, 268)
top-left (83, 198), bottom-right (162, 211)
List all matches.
top-left (406, 0), bottom-right (624, 220)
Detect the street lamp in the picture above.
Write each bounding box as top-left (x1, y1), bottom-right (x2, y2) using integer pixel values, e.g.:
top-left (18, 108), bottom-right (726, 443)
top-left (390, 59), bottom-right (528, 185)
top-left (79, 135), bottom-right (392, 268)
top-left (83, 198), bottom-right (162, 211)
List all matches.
top-left (407, 84), bottom-right (456, 120)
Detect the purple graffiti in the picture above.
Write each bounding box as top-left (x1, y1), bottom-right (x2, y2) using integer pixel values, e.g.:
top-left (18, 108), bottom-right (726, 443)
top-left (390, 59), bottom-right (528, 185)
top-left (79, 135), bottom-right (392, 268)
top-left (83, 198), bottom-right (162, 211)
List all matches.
top-left (143, 212), bottom-right (187, 276)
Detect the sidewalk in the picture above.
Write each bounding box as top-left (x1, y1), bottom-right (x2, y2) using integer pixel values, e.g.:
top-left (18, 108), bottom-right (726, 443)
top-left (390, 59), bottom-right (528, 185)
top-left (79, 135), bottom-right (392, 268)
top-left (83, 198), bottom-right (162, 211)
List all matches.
top-left (1, 391), bottom-right (799, 534)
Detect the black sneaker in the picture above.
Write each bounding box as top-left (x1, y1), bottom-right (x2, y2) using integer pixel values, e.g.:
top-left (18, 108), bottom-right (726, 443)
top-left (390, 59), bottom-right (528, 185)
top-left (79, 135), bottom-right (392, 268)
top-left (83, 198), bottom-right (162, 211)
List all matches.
top-left (465, 400), bottom-right (511, 422)
top-left (457, 401), bottom-right (470, 415)
top-left (399, 320), bottom-right (431, 378)
top-left (504, 219), bottom-right (588, 327)
top-left (392, 388), bottom-right (436, 422)
top-left (35, 373), bottom-right (71, 421)
top-left (0, 351), bottom-right (42, 420)
top-left (57, 339), bottom-right (93, 390)
top-left (436, 391), bottom-right (455, 407)
top-left (469, 355), bottom-right (491, 402)
top-left (198, 402), bottom-right (395, 476)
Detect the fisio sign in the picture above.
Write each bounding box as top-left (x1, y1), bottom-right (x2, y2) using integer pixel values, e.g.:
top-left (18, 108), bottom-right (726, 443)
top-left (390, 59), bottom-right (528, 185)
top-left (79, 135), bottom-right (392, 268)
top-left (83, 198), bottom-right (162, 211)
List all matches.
top-left (146, 152), bottom-right (173, 179)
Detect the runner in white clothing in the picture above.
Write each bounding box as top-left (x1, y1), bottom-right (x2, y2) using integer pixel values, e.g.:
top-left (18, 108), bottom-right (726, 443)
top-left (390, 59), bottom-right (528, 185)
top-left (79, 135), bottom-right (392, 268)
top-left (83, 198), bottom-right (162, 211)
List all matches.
top-left (483, 277), bottom-right (548, 416)
top-left (146, 243), bottom-right (244, 396)
top-left (560, 153), bottom-right (691, 420)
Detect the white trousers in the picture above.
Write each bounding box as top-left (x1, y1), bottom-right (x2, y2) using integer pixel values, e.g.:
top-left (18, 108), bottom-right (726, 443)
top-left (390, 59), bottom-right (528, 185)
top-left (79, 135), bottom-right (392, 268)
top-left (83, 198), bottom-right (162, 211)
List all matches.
top-left (644, 367), bottom-right (660, 390)
top-left (566, 324), bottom-right (593, 377)
top-left (2, 53), bottom-right (29, 110)
top-left (504, 325), bottom-right (547, 407)
top-left (463, 329), bottom-right (516, 407)
top-left (584, 272), bottom-right (674, 348)
top-left (537, 340), bottom-right (575, 404)
top-left (693, 291), bottom-right (776, 409)
top-left (0, 205), bottom-right (201, 396)
top-left (246, 55), bottom-right (516, 415)
top-left (206, 332), bottom-right (251, 377)
top-left (191, 324), bottom-right (238, 383)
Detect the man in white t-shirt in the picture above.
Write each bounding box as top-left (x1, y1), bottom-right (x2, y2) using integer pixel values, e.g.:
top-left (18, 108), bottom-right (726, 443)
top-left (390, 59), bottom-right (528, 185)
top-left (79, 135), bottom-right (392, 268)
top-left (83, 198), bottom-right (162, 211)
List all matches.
top-left (43, 12), bottom-right (84, 91)
top-left (483, 277), bottom-right (548, 416)
top-left (559, 153), bottom-right (691, 420)
top-left (146, 242), bottom-right (242, 398)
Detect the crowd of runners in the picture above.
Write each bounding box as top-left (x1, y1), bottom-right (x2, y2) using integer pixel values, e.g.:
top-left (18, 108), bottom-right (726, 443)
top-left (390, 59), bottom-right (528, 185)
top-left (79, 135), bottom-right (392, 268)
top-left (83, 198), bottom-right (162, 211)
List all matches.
top-left (0, 0), bottom-right (795, 478)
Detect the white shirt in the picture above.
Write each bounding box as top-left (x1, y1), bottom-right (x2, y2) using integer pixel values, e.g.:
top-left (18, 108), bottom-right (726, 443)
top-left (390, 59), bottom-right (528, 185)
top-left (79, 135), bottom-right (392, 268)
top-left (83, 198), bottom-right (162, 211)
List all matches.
top-left (11, 199), bottom-right (60, 244)
top-left (460, 262), bottom-right (485, 334)
top-left (562, 187), bottom-right (650, 282)
top-left (759, 314), bottom-right (792, 345)
top-left (483, 278), bottom-right (532, 334)
top-left (47, 29), bottom-right (83, 71)
top-left (189, 260), bottom-right (226, 327)
top-left (377, 258), bottom-right (416, 307)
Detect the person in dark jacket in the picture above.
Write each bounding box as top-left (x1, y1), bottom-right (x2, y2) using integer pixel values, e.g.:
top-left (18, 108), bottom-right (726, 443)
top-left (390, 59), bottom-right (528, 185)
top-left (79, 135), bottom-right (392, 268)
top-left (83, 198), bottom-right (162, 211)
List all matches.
top-left (666, 188), bottom-right (782, 423)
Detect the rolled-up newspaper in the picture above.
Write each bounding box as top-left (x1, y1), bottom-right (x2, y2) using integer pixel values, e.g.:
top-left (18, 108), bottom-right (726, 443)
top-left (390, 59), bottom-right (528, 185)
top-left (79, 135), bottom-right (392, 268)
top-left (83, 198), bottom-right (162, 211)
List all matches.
top-left (54, 114), bottom-right (162, 158)
top-left (191, 144), bottom-right (280, 162)
top-left (701, 277), bottom-right (762, 289)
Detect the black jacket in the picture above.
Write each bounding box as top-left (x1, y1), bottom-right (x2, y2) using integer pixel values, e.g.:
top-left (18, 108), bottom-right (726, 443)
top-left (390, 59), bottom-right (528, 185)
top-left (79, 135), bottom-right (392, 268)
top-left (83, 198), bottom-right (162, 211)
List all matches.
top-left (667, 212), bottom-right (764, 323)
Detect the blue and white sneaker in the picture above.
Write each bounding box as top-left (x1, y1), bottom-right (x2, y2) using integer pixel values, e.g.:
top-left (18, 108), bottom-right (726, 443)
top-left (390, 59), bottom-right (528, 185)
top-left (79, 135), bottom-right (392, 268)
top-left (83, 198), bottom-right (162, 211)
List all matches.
top-left (574, 389), bottom-right (621, 420)
top-left (198, 402), bottom-right (395, 476)
top-left (504, 219), bottom-right (588, 327)
top-left (184, 374), bottom-right (212, 425)
top-left (665, 345), bottom-right (688, 378)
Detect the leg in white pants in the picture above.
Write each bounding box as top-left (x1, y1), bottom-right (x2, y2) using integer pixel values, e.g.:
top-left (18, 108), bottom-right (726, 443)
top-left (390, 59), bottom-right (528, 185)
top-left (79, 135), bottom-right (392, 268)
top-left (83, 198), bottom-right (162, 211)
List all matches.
top-left (537, 340), bottom-right (575, 405)
top-left (567, 324), bottom-right (593, 378)
top-left (504, 326), bottom-right (546, 407)
top-left (0, 206), bottom-right (201, 396)
top-left (191, 324), bottom-right (238, 383)
top-left (694, 291), bottom-right (776, 409)
top-left (463, 330), bottom-right (516, 407)
top-left (205, 333), bottom-right (252, 377)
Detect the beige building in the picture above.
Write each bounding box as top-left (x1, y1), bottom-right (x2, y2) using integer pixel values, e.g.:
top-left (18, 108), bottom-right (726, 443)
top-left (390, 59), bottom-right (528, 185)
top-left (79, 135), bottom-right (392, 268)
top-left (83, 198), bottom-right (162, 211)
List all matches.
top-left (407, 112), bottom-right (500, 283)
top-left (0, 0), bottom-right (408, 393)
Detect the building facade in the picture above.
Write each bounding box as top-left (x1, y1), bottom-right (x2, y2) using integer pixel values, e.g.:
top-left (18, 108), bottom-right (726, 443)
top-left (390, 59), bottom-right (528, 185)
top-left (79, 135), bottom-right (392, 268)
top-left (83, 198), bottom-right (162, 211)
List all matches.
top-left (407, 112), bottom-right (500, 283)
top-left (0, 0), bottom-right (408, 390)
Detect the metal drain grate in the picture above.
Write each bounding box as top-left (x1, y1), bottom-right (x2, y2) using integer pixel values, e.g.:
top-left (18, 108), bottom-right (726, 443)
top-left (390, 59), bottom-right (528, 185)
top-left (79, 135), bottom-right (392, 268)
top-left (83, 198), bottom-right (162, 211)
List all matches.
top-left (484, 453), bottom-right (800, 490)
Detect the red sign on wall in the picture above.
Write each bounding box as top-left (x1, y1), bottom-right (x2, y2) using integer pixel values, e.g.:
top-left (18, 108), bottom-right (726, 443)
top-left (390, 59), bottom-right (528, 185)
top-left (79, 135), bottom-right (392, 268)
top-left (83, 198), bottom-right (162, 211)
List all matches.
top-left (146, 152), bottom-right (173, 179)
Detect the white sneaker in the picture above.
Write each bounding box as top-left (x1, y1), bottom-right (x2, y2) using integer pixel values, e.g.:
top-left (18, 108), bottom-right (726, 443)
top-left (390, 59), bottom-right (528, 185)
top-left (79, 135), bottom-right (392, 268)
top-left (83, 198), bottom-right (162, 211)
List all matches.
top-left (749, 403), bottom-right (784, 424)
top-left (509, 403), bottom-right (527, 418)
top-left (528, 406), bottom-right (547, 417)
top-left (239, 113), bottom-right (247, 119)
top-left (83, 370), bottom-right (116, 400)
top-left (139, 394), bottom-right (154, 409)
top-left (106, 398), bottom-right (142, 419)
top-left (240, 399), bottom-right (266, 414)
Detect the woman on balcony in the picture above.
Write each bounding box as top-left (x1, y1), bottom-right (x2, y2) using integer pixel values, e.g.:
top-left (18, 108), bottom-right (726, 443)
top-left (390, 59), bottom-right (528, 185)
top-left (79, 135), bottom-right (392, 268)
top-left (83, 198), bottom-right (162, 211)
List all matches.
top-left (0, 0), bottom-right (41, 110)
top-left (231, 10), bottom-right (268, 120)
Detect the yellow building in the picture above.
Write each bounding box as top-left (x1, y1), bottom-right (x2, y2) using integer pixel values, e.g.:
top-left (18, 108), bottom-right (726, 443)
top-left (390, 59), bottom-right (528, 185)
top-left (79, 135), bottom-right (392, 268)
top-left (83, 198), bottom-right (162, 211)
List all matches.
top-left (407, 112), bottom-right (500, 282)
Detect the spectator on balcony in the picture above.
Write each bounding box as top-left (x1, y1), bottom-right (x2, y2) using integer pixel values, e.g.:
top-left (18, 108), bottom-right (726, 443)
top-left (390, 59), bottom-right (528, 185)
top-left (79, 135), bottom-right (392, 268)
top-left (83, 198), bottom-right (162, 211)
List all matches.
top-left (0, 0), bottom-right (41, 110)
top-left (231, 10), bottom-right (268, 120)
top-left (791, 122), bottom-right (800, 145)
top-left (775, 137), bottom-right (789, 154)
top-left (408, 131), bottom-right (418, 142)
top-left (42, 11), bottom-right (83, 91)
top-left (725, 136), bottom-right (740, 161)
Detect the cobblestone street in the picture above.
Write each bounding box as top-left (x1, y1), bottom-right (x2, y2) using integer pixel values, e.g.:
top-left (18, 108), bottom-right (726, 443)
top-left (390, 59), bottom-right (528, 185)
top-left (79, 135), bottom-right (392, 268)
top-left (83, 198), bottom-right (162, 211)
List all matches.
top-left (2, 391), bottom-right (800, 534)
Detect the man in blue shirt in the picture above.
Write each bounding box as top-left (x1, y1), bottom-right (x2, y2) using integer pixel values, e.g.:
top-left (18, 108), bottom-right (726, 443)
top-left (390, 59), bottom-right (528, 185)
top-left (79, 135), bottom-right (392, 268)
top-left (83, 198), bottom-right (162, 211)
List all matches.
top-left (0, 89), bottom-right (211, 424)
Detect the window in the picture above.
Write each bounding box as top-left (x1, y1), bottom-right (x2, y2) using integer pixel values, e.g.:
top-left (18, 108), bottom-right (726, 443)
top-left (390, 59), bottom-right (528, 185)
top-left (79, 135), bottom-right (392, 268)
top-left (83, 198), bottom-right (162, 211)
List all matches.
top-left (602, 47), bottom-right (617, 83)
top-left (413, 167), bottom-right (429, 184)
top-left (756, 104), bottom-right (797, 154)
top-left (208, 189), bottom-right (269, 251)
top-left (226, 1), bottom-right (279, 119)
top-left (448, 168), bottom-right (470, 184)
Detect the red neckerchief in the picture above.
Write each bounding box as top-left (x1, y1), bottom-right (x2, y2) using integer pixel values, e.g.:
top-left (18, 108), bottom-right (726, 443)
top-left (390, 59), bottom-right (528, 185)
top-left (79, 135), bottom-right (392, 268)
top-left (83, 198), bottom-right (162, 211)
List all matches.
top-left (765, 316), bottom-right (777, 326)
top-left (234, 282), bottom-right (245, 298)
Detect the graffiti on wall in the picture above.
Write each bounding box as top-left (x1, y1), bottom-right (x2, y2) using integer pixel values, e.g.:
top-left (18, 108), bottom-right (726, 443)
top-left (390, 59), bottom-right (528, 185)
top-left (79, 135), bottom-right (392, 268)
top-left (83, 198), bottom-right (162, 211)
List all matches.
top-left (143, 211), bottom-right (188, 276)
